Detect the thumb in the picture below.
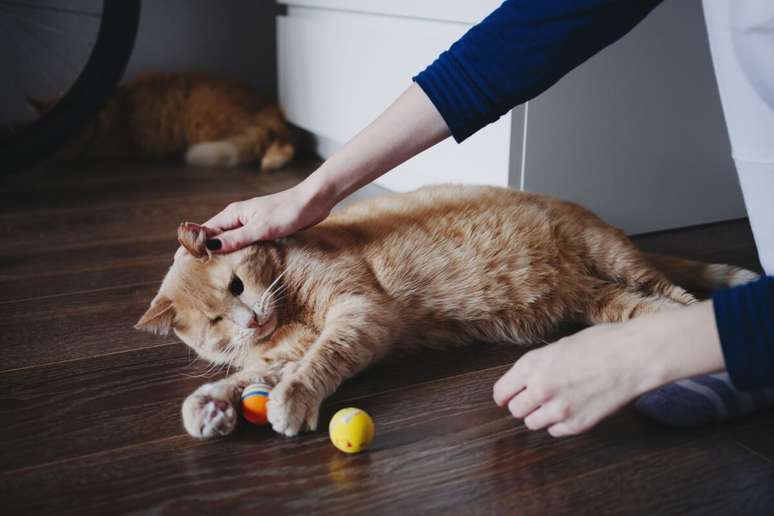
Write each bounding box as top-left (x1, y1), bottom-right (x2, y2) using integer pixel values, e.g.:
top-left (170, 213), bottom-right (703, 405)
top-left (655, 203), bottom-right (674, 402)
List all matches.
top-left (208, 225), bottom-right (260, 253)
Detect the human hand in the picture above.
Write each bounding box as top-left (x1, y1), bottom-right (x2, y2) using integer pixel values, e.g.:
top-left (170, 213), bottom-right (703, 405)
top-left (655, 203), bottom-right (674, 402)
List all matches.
top-left (492, 321), bottom-right (665, 437)
top-left (492, 301), bottom-right (724, 437)
top-left (179, 180), bottom-right (335, 256)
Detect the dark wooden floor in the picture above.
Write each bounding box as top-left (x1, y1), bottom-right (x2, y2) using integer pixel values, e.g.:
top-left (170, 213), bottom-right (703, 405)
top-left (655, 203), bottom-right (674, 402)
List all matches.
top-left (1, 160), bottom-right (773, 515)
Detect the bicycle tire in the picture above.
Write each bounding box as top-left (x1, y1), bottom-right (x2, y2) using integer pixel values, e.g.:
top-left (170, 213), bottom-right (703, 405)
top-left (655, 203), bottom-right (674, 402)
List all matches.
top-left (0, 0), bottom-right (141, 175)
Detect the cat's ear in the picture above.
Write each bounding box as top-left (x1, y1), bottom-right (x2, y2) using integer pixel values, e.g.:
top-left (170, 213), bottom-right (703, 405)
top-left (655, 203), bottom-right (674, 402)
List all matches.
top-left (177, 222), bottom-right (209, 260)
top-left (135, 296), bottom-right (175, 335)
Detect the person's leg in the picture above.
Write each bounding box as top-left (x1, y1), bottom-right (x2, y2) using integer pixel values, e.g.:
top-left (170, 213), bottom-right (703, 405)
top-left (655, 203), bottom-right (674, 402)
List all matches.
top-left (636, 0), bottom-right (774, 427)
top-left (736, 160), bottom-right (774, 275)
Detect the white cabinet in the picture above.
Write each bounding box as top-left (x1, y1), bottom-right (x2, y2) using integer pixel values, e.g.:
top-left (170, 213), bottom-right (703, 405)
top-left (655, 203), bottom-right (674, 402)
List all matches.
top-left (277, 0), bottom-right (746, 234)
top-left (277, 0), bottom-right (513, 191)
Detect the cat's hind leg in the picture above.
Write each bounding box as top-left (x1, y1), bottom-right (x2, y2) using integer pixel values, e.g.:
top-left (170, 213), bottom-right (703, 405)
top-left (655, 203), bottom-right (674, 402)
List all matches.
top-left (185, 130), bottom-right (294, 170)
top-left (255, 105), bottom-right (295, 171)
top-left (260, 139), bottom-right (295, 171)
top-left (185, 123), bottom-right (274, 168)
top-left (578, 226), bottom-right (696, 306)
top-left (584, 281), bottom-right (695, 325)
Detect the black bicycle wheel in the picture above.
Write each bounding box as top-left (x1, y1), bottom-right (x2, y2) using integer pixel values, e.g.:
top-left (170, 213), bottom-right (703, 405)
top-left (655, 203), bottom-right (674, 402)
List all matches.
top-left (0, 0), bottom-right (140, 175)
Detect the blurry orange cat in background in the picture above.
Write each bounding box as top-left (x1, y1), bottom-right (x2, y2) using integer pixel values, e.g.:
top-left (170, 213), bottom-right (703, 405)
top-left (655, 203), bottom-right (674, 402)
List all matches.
top-left (136, 185), bottom-right (757, 439)
top-left (28, 73), bottom-right (295, 170)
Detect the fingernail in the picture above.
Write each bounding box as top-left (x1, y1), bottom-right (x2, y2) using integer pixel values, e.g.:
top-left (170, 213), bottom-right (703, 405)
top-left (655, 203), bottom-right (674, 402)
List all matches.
top-left (206, 239), bottom-right (222, 251)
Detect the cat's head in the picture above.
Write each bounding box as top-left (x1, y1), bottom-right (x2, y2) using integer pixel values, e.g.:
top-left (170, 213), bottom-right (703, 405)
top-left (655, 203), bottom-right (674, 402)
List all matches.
top-left (135, 223), bottom-right (285, 365)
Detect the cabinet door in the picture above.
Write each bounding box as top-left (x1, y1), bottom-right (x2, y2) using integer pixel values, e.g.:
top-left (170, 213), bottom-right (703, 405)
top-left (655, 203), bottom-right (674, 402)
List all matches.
top-left (518, 0), bottom-right (746, 234)
top-left (277, 4), bottom-right (513, 191)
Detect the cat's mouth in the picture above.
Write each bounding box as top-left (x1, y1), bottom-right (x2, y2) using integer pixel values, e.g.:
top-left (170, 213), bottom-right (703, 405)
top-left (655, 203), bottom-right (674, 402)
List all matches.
top-left (251, 311), bottom-right (278, 340)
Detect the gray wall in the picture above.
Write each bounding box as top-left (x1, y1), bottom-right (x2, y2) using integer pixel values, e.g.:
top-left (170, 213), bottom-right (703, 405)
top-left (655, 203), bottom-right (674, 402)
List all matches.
top-left (125, 0), bottom-right (278, 98)
top-left (1, 0), bottom-right (278, 123)
top-left (515, 0), bottom-right (746, 234)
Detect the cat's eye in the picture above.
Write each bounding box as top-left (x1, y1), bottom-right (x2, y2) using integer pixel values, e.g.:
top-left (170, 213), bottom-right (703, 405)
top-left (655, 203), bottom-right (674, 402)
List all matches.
top-left (211, 316), bottom-right (222, 324)
top-left (229, 275), bottom-right (244, 296)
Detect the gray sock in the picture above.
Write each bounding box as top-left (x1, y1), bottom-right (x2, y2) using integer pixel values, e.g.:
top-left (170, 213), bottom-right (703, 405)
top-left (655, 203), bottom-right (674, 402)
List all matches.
top-left (635, 372), bottom-right (774, 427)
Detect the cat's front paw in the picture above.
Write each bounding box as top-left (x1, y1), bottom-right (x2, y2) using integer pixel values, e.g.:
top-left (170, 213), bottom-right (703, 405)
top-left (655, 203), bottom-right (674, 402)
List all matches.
top-left (267, 378), bottom-right (321, 437)
top-left (182, 383), bottom-right (238, 439)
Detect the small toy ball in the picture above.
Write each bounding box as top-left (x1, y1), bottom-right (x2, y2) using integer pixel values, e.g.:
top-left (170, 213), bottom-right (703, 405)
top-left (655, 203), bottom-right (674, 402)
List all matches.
top-left (241, 383), bottom-right (272, 426)
top-left (329, 407), bottom-right (375, 454)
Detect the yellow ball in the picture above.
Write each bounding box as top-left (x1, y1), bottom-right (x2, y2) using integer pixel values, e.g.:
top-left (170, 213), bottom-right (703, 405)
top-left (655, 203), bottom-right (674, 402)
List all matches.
top-left (241, 383), bottom-right (271, 426)
top-left (329, 408), bottom-right (375, 454)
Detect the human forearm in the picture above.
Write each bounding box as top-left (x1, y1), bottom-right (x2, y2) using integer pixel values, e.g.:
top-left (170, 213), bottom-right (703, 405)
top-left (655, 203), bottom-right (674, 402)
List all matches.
top-left (297, 83), bottom-right (449, 208)
top-left (634, 301), bottom-right (726, 392)
top-left (197, 84), bottom-right (448, 252)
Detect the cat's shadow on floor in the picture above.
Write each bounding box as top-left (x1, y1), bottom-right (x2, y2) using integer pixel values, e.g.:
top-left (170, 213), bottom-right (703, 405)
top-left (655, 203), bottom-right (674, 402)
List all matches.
top-left (330, 322), bottom-right (586, 404)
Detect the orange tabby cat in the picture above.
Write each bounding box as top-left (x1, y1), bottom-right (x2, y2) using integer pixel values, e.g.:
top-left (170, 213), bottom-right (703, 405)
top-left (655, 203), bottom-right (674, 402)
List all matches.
top-left (136, 185), bottom-right (757, 438)
top-left (29, 73), bottom-right (295, 170)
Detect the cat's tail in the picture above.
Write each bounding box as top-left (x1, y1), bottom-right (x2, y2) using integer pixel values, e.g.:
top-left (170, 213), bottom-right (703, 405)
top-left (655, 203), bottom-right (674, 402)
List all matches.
top-left (185, 106), bottom-right (295, 170)
top-left (645, 253), bottom-right (759, 291)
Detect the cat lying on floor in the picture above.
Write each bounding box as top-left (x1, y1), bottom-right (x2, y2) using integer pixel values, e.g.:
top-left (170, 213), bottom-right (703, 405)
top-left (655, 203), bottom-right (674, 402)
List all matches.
top-left (135, 185), bottom-right (757, 438)
top-left (28, 73), bottom-right (295, 170)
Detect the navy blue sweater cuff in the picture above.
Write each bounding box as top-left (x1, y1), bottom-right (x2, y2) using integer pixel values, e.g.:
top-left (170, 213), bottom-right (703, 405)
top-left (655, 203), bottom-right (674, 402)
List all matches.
top-left (413, 0), bottom-right (663, 142)
top-left (414, 52), bottom-right (500, 143)
top-left (713, 276), bottom-right (774, 390)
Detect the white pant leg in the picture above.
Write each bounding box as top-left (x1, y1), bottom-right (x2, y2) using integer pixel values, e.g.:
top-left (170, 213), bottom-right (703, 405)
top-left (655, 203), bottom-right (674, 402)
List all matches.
top-left (703, 0), bottom-right (774, 275)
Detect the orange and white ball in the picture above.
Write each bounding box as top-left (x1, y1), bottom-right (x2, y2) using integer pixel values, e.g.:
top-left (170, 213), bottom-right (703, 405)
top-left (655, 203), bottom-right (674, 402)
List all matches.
top-left (241, 383), bottom-right (272, 426)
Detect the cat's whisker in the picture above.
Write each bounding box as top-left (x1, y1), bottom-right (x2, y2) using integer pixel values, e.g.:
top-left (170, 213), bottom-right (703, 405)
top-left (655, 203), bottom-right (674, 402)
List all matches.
top-left (269, 288), bottom-right (289, 306)
top-left (266, 285), bottom-right (290, 306)
top-left (205, 359), bottom-right (226, 377)
top-left (266, 292), bottom-right (290, 313)
top-left (259, 268), bottom-right (288, 307)
top-left (271, 291), bottom-right (289, 303)
top-left (184, 360), bottom-right (222, 378)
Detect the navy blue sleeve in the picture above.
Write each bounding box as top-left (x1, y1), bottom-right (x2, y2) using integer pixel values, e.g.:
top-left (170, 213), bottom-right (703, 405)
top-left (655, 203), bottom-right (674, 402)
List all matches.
top-left (713, 276), bottom-right (774, 389)
top-left (413, 0), bottom-right (663, 142)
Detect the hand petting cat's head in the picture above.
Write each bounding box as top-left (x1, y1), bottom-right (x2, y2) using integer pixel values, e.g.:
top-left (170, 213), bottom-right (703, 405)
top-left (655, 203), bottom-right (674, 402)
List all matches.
top-left (136, 223), bottom-right (285, 366)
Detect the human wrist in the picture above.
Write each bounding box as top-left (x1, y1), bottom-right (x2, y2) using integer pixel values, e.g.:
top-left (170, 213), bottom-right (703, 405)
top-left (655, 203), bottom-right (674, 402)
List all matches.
top-left (604, 318), bottom-right (671, 395)
top-left (294, 168), bottom-right (340, 214)
top-left (632, 301), bottom-right (725, 393)
top-left (300, 149), bottom-right (376, 206)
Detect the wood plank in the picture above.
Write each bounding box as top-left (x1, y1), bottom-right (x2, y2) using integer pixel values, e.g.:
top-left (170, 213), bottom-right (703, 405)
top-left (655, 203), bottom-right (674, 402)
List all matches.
top-left (2, 358), bottom-right (771, 515)
top-left (0, 283), bottom-right (175, 371)
top-left (475, 439), bottom-right (774, 516)
top-left (5, 159), bottom-right (200, 186)
top-left (731, 416), bottom-right (774, 464)
top-left (0, 241), bottom-right (173, 303)
top-left (0, 199), bottom-right (225, 253)
top-left (2, 159), bottom-right (769, 516)
top-left (632, 219), bottom-right (762, 272)
top-left (0, 166), bottom-right (309, 251)
top-left (0, 162), bottom-right (310, 213)
top-left (0, 343), bottom-right (197, 472)
top-left (0, 341), bottom-right (527, 472)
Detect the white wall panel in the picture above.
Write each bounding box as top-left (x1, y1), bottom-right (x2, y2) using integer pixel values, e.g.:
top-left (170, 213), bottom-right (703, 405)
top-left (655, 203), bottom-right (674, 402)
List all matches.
top-left (277, 6), bottom-right (514, 191)
top-left (519, 1), bottom-right (746, 234)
